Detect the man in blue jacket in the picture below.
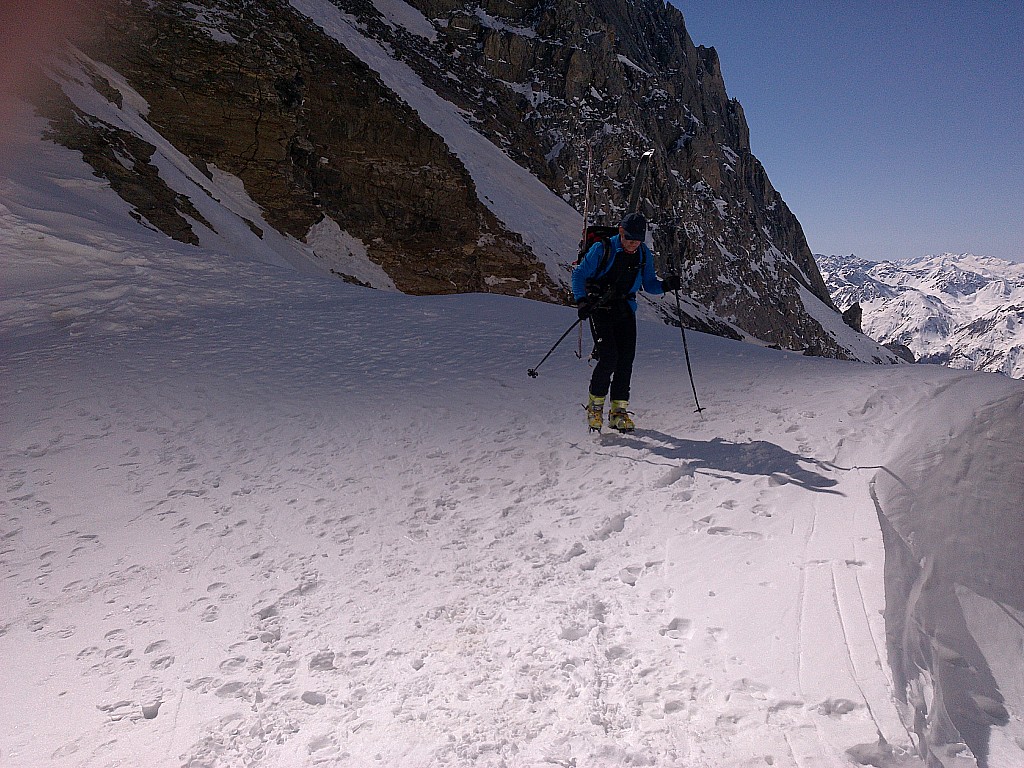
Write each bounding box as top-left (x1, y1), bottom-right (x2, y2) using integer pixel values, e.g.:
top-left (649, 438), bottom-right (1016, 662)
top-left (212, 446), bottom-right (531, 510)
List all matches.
top-left (572, 212), bottom-right (680, 432)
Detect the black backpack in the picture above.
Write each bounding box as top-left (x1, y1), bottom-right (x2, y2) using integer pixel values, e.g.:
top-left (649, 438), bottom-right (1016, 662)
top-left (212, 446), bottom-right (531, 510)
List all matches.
top-left (577, 225), bottom-right (646, 304)
top-left (576, 225), bottom-right (620, 272)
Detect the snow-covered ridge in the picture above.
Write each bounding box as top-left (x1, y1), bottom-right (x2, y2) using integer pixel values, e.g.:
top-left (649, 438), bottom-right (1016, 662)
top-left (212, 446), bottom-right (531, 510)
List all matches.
top-left (819, 252), bottom-right (1024, 378)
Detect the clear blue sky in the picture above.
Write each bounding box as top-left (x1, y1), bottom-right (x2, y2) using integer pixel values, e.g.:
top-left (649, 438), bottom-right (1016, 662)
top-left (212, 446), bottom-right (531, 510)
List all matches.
top-left (674, 2), bottom-right (1023, 263)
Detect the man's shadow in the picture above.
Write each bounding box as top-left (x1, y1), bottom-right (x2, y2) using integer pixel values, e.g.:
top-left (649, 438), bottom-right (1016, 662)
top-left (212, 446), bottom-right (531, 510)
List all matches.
top-left (604, 429), bottom-right (843, 494)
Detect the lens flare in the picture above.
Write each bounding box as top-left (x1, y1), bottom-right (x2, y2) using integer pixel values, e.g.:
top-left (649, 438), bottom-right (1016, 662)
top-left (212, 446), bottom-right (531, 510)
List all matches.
top-left (0, 1), bottom-right (104, 142)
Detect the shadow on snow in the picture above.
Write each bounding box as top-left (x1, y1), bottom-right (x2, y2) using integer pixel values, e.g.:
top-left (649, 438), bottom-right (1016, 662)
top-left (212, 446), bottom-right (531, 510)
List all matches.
top-left (593, 428), bottom-right (843, 495)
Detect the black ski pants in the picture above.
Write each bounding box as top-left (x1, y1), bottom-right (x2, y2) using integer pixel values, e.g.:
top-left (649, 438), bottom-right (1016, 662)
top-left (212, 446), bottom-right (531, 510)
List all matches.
top-left (588, 302), bottom-right (637, 402)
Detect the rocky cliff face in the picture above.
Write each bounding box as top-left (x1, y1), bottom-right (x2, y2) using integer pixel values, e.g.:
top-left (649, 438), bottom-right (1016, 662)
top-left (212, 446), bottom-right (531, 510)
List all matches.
top-left (338, 0), bottom-right (840, 351)
top-left (36, 0), bottom-right (554, 298)
top-left (33, 0), bottom-right (891, 360)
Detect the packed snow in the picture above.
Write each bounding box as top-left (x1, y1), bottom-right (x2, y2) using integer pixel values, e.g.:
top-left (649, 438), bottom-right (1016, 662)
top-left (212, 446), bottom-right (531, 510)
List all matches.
top-left (3, 98), bottom-right (1024, 768)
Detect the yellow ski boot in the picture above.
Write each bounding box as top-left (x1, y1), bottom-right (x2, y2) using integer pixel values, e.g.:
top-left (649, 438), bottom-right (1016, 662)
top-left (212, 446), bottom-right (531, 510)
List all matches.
top-left (586, 394), bottom-right (605, 432)
top-left (609, 400), bottom-right (635, 432)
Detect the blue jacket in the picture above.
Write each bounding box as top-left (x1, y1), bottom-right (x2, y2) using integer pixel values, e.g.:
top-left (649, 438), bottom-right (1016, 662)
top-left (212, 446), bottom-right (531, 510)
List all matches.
top-left (571, 234), bottom-right (666, 313)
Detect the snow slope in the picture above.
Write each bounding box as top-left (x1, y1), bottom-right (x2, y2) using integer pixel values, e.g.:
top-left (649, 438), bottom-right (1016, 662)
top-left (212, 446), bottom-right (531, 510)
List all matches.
top-left (3, 113), bottom-right (1024, 767)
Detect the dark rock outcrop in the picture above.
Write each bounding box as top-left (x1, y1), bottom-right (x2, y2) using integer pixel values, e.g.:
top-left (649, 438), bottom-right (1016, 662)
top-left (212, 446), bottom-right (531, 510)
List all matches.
top-left (841, 302), bottom-right (863, 333)
top-left (884, 342), bottom-right (916, 364)
top-left (39, 0), bottom-right (556, 299)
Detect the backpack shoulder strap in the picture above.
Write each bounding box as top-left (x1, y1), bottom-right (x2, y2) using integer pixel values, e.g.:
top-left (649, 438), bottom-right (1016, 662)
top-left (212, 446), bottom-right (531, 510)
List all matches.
top-left (597, 237), bottom-right (614, 275)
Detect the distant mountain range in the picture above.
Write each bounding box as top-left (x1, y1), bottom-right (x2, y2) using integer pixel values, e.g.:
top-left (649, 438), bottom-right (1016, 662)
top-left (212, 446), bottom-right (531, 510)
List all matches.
top-left (817, 253), bottom-right (1024, 378)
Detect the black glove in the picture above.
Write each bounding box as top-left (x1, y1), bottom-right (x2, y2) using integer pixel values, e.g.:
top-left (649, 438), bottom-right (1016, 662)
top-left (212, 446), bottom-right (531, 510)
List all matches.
top-left (576, 294), bottom-right (597, 320)
top-left (661, 274), bottom-right (681, 293)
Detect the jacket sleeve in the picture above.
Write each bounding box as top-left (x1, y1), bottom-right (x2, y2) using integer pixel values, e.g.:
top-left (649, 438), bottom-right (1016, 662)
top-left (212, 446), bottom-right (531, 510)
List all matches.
top-left (571, 241), bottom-right (604, 300)
top-left (639, 244), bottom-right (666, 295)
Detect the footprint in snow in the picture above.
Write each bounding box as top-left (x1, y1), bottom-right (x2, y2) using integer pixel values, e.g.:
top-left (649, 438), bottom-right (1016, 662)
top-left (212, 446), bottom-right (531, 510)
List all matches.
top-left (706, 626), bottom-right (727, 642)
top-left (562, 542), bottom-right (586, 562)
top-left (619, 566), bottom-right (642, 585)
top-left (214, 681), bottom-right (249, 699)
top-left (660, 617), bottom-right (693, 640)
top-left (590, 512), bottom-right (630, 541)
top-left (692, 515), bottom-right (714, 531)
top-left (307, 732), bottom-right (342, 758)
top-left (815, 697), bottom-right (859, 716)
top-left (707, 526), bottom-right (764, 540)
top-left (654, 465), bottom-right (693, 488)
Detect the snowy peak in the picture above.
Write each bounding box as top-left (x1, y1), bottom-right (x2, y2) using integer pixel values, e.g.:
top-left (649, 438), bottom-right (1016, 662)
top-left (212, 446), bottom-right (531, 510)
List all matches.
top-left (872, 253), bottom-right (1024, 297)
top-left (818, 252), bottom-right (1024, 377)
top-left (899, 252), bottom-right (1024, 279)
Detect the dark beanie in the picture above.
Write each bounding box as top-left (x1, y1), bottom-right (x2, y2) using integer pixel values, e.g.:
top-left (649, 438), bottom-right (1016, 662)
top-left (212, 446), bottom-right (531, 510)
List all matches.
top-left (620, 212), bottom-right (647, 241)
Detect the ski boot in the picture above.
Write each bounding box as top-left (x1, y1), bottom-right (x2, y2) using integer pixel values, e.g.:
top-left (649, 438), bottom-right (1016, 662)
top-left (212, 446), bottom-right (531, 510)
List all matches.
top-left (608, 400), bottom-right (635, 432)
top-left (586, 394), bottom-right (605, 432)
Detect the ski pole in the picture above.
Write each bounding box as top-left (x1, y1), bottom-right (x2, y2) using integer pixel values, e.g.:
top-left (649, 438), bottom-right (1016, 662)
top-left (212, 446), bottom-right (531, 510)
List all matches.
top-left (580, 141), bottom-right (593, 244)
top-left (528, 317), bottom-right (584, 378)
top-left (672, 248), bottom-right (705, 415)
top-left (575, 141), bottom-right (594, 361)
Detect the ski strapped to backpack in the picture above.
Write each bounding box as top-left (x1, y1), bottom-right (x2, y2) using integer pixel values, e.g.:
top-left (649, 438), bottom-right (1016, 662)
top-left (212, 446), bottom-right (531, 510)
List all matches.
top-left (532, 145), bottom-right (656, 372)
top-left (572, 148), bottom-right (655, 270)
top-left (570, 147), bottom-right (655, 358)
